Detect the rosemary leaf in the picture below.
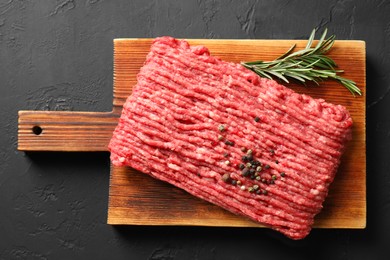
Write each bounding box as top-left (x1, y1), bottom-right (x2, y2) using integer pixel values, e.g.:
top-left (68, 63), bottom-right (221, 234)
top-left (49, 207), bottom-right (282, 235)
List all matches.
top-left (284, 72), bottom-right (306, 82)
top-left (266, 70), bottom-right (290, 83)
top-left (275, 44), bottom-right (296, 60)
top-left (305, 29), bottom-right (316, 49)
top-left (241, 28), bottom-right (362, 96)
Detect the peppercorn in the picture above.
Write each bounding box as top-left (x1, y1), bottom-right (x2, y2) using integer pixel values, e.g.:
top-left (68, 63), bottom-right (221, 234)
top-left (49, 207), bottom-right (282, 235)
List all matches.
top-left (280, 172), bottom-right (286, 177)
top-left (264, 164), bottom-right (270, 169)
top-left (250, 175), bottom-right (255, 180)
top-left (252, 160), bottom-right (260, 166)
top-left (236, 180), bottom-right (241, 185)
top-left (218, 125), bottom-right (226, 132)
top-left (247, 149), bottom-right (253, 155)
top-left (239, 163), bottom-right (245, 170)
top-left (255, 176), bottom-right (261, 181)
top-left (222, 173), bottom-right (231, 183)
top-left (247, 154), bottom-right (253, 161)
top-left (272, 175), bottom-right (277, 180)
top-left (241, 147), bottom-right (247, 153)
top-left (225, 160), bottom-right (231, 166)
top-left (256, 190), bottom-right (261, 194)
top-left (242, 155), bottom-right (249, 161)
top-left (262, 190), bottom-right (268, 195)
top-left (254, 116), bottom-right (260, 122)
top-left (231, 179), bottom-right (237, 186)
top-left (270, 149), bottom-right (275, 155)
top-left (218, 135), bottom-right (224, 141)
top-left (225, 140), bottom-right (234, 146)
top-left (240, 185), bottom-right (246, 191)
top-left (223, 152), bottom-right (229, 158)
top-left (253, 185), bottom-right (259, 190)
top-left (248, 187), bottom-right (254, 193)
top-left (261, 178), bottom-right (266, 183)
top-left (241, 168), bottom-right (250, 177)
top-left (275, 160), bottom-right (279, 164)
top-left (256, 166), bottom-right (262, 172)
top-left (246, 162), bottom-right (252, 168)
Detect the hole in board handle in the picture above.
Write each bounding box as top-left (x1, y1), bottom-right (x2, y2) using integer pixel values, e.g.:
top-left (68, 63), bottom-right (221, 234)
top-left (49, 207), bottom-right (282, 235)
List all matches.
top-left (32, 126), bottom-right (43, 135)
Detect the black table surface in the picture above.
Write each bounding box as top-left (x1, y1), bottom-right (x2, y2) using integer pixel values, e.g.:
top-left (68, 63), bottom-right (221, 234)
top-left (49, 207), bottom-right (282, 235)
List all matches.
top-left (1, 1), bottom-right (389, 259)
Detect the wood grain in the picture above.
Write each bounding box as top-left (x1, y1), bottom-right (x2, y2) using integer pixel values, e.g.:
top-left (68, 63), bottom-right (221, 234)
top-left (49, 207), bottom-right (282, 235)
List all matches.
top-left (18, 111), bottom-right (118, 151)
top-left (18, 38), bottom-right (366, 229)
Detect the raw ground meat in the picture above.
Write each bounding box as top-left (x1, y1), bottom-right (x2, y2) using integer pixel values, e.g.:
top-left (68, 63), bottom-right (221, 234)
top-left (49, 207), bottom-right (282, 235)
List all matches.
top-left (108, 36), bottom-right (353, 240)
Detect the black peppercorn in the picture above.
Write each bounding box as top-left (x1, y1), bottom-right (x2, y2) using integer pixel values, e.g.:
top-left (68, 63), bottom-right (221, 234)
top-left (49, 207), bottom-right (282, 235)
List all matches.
top-left (242, 168), bottom-right (250, 177)
top-left (225, 140), bottom-right (234, 146)
top-left (252, 160), bottom-right (260, 166)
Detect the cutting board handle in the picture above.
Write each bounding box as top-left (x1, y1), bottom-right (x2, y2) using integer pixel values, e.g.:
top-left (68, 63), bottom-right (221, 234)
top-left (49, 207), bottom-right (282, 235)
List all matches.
top-left (18, 111), bottom-right (119, 151)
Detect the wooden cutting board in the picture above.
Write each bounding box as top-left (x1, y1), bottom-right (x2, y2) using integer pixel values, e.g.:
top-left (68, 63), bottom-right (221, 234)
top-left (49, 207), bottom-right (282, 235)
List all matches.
top-left (18, 38), bottom-right (366, 229)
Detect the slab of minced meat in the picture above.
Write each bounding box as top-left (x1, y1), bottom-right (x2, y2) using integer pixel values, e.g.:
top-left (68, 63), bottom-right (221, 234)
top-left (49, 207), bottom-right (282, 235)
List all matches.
top-left (109, 37), bottom-right (353, 240)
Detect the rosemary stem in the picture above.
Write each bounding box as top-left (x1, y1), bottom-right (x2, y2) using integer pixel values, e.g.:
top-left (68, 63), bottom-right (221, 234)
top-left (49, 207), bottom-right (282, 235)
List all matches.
top-left (241, 28), bottom-right (361, 96)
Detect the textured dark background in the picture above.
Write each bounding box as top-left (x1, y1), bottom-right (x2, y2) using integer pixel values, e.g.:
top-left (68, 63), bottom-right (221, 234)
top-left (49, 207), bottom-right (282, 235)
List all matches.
top-left (1, 0), bottom-right (389, 259)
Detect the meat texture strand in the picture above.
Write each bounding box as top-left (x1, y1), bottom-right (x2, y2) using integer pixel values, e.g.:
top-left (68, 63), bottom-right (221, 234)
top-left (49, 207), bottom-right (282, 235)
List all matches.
top-left (109, 37), bottom-right (353, 240)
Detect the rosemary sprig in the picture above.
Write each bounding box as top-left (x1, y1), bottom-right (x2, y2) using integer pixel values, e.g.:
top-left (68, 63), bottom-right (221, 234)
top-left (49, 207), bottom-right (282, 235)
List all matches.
top-left (241, 28), bottom-right (361, 96)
